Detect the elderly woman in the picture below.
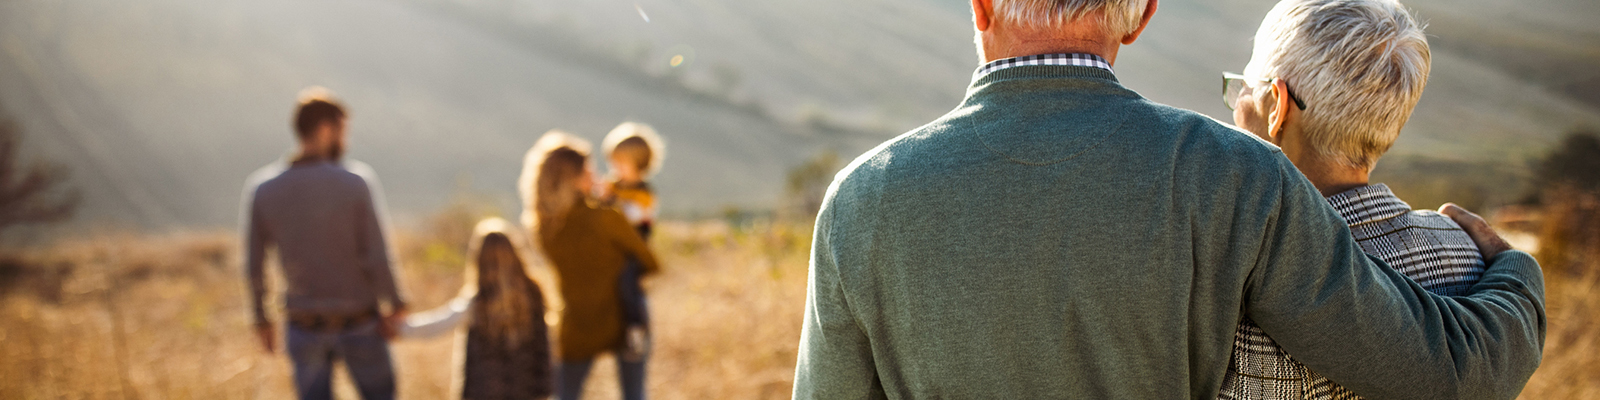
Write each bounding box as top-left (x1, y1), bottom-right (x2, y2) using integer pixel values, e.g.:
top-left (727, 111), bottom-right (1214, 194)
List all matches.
top-left (1220, 1), bottom-right (1490, 399)
top-left (519, 131), bottom-right (661, 400)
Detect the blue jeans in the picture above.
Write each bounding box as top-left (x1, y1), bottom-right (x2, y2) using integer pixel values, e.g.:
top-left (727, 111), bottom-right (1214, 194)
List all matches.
top-left (619, 260), bottom-right (650, 327)
top-left (286, 320), bottom-right (395, 400)
top-left (558, 352), bottom-right (646, 400)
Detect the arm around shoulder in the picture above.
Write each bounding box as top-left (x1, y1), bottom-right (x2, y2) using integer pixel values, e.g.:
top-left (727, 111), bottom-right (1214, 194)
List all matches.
top-left (241, 181), bottom-right (271, 326)
top-left (1244, 161), bottom-right (1545, 399)
top-left (606, 209), bottom-right (662, 275)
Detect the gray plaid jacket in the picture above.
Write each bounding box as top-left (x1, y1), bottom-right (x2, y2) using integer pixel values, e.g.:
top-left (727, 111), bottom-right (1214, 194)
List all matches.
top-left (1219, 184), bottom-right (1487, 400)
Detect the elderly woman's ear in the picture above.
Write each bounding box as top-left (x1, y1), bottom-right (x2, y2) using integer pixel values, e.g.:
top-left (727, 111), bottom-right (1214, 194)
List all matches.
top-left (1268, 80), bottom-right (1291, 139)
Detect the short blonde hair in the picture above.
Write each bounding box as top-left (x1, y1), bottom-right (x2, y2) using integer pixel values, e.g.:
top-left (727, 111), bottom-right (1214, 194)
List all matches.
top-left (1246, 0), bottom-right (1430, 169)
top-left (601, 122), bottom-right (666, 179)
top-left (994, 0), bottom-right (1151, 38)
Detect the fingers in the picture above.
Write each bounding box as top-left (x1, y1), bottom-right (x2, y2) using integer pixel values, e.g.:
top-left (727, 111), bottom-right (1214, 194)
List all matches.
top-left (1438, 203), bottom-right (1476, 222)
top-left (1438, 203), bottom-right (1512, 259)
top-left (257, 326), bottom-right (277, 354)
top-left (378, 315), bottom-right (402, 341)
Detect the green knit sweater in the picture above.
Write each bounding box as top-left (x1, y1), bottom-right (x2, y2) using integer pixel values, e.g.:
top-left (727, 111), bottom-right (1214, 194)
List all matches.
top-left (792, 65), bottom-right (1545, 399)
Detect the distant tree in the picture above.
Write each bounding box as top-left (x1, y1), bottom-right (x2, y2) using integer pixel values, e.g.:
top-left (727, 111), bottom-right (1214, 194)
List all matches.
top-left (1531, 129), bottom-right (1600, 279)
top-left (785, 150), bottom-right (840, 219)
top-left (1534, 129), bottom-right (1600, 197)
top-left (0, 114), bottom-right (79, 232)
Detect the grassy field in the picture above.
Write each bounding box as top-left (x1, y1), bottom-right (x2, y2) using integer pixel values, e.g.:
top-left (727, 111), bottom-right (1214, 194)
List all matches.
top-left (0, 210), bottom-right (1595, 399)
top-left (0, 217), bottom-right (812, 399)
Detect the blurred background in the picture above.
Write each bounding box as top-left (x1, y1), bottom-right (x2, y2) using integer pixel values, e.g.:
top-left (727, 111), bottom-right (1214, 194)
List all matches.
top-left (0, 0), bottom-right (1596, 398)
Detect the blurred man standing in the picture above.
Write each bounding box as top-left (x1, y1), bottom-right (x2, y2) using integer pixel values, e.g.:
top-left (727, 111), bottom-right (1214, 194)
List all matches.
top-left (792, 0), bottom-right (1544, 398)
top-left (241, 87), bottom-right (408, 400)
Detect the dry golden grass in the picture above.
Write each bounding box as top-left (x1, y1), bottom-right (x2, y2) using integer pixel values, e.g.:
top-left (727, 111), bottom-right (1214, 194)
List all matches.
top-left (0, 213), bottom-right (1595, 398)
top-left (1515, 190), bottom-right (1600, 399)
top-left (0, 219), bottom-right (810, 400)
top-left (1518, 269), bottom-right (1600, 399)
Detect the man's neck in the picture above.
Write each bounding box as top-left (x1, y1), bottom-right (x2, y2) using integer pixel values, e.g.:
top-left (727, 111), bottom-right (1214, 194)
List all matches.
top-left (979, 19), bottom-right (1119, 65)
top-left (292, 148), bottom-right (331, 165)
top-left (985, 41), bottom-right (1116, 63)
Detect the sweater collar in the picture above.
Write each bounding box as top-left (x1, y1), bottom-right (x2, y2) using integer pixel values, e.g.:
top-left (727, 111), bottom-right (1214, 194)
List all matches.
top-left (965, 63), bottom-right (1124, 101)
top-left (952, 61), bottom-right (1140, 165)
top-left (975, 53), bottom-right (1115, 79)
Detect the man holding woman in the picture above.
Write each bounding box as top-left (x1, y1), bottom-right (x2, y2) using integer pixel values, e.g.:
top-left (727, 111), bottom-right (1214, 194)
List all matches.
top-left (792, 0), bottom-right (1544, 398)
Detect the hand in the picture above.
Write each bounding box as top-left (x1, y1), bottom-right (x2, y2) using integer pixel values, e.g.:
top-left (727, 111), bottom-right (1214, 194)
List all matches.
top-left (256, 323), bottom-right (277, 354)
top-left (1440, 203), bottom-right (1512, 259)
top-left (380, 307), bottom-right (408, 341)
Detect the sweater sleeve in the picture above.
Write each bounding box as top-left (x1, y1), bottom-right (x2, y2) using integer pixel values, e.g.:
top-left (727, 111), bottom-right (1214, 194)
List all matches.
top-left (792, 198), bottom-right (886, 400)
top-left (242, 183), bottom-right (271, 325)
top-left (606, 209), bottom-right (661, 276)
top-left (1244, 158), bottom-right (1546, 399)
top-left (353, 173), bottom-right (407, 311)
top-left (401, 297), bottom-right (472, 339)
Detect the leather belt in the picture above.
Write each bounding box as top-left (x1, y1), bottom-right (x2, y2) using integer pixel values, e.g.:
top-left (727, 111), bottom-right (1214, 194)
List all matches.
top-left (287, 309), bottom-right (379, 333)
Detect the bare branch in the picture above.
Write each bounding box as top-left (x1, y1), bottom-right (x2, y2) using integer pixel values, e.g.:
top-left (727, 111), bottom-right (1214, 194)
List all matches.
top-left (0, 112), bottom-right (78, 232)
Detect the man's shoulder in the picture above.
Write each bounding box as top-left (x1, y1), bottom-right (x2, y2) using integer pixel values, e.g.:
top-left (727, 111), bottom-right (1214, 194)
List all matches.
top-left (825, 119), bottom-right (951, 202)
top-left (252, 159), bottom-right (375, 196)
top-left (316, 159), bottom-right (378, 189)
top-left (339, 159), bottom-right (381, 184)
top-left (1128, 102), bottom-right (1295, 186)
top-left (245, 159), bottom-right (289, 187)
top-left (1138, 101), bottom-right (1284, 161)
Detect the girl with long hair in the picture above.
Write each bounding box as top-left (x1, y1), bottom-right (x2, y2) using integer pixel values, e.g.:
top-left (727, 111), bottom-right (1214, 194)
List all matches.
top-left (401, 218), bottom-right (556, 399)
top-left (519, 131), bottom-right (661, 400)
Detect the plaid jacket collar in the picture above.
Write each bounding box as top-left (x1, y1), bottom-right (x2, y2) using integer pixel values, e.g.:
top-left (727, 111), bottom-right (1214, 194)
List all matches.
top-left (1324, 183), bottom-right (1411, 226)
top-left (975, 53), bottom-right (1114, 79)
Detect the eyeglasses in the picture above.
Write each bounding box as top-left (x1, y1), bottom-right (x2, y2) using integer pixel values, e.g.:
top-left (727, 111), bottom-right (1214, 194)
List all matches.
top-left (1223, 72), bottom-right (1307, 111)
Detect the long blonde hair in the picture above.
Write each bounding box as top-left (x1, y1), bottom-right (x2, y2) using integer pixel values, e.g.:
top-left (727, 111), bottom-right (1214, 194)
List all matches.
top-left (518, 131), bottom-right (593, 237)
top-left (459, 218), bottom-right (547, 349)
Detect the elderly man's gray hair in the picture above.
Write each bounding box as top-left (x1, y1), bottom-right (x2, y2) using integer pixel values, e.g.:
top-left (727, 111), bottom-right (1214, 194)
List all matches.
top-left (995, 0), bottom-right (1151, 37)
top-left (1246, 0), bottom-right (1430, 169)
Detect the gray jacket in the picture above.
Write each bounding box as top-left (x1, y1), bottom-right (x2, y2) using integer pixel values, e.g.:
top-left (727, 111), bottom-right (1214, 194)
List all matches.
top-left (242, 158), bottom-right (406, 324)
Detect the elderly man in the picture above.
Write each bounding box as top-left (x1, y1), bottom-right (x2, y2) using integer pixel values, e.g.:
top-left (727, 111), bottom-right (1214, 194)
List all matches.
top-left (791, 0), bottom-right (1544, 398)
top-left (1219, 1), bottom-right (1507, 398)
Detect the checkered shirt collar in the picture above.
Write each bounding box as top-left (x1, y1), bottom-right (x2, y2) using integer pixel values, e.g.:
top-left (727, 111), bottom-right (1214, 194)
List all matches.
top-left (1324, 183), bottom-right (1412, 226)
top-left (975, 53), bottom-right (1114, 78)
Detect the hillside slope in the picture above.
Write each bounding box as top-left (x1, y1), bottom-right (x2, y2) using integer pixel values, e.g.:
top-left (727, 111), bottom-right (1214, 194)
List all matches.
top-left (0, 0), bottom-right (1595, 228)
